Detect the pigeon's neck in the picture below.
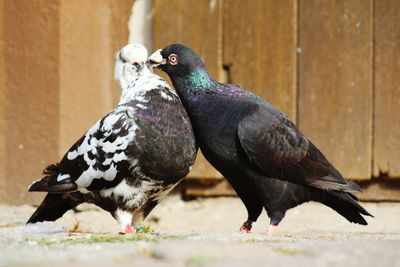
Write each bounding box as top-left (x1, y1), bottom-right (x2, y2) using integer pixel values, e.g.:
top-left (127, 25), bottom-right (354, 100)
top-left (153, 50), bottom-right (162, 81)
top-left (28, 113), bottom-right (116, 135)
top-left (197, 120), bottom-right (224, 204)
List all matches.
top-left (118, 68), bottom-right (157, 105)
top-left (119, 66), bottom-right (153, 91)
top-left (174, 68), bottom-right (217, 94)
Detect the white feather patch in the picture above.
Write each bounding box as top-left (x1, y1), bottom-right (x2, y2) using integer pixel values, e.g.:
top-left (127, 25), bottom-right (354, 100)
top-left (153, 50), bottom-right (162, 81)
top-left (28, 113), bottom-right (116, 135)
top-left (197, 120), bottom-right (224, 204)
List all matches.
top-left (113, 151), bottom-right (128, 162)
top-left (79, 188), bottom-right (90, 194)
top-left (75, 167), bottom-right (103, 188)
top-left (103, 164), bottom-right (118, 181)
top-left (160, 91), bottom-right (174, 101)
top-left (57, 173), bottom-right (71, 182)
top-left (115, 209), bottom-right (133, 229)
top-left (99, 179), bottom-right (166, 209)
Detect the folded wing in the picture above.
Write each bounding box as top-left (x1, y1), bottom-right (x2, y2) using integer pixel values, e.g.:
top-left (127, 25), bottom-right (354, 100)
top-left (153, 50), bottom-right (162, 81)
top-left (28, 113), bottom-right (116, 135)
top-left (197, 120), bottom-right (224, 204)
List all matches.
top-left (29, 107), bottom-right (137, 193)
top-left (237, 103), bottom-right (361, 193)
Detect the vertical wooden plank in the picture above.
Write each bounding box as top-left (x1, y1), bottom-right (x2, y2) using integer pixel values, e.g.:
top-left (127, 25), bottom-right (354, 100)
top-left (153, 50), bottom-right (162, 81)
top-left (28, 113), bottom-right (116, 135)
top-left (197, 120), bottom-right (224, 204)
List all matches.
top-left (299, 0), bottom-right (372, 179)
top-left (0, 0), bottom-right (5, 201)
top-left (223, 0), bottom-right (297, 120)
top-left (153, 0), bottom-right (222, 79)
top-left (0, 0), bottom-right (132, 204)
top-left (153, 0), bottom-right (224, 179)
top-left (3, 0), bottom-right (60, 203)
top-left (59, 0), bottom-right (132, 158)
top-left (373, 1), bottom-right (400, 178)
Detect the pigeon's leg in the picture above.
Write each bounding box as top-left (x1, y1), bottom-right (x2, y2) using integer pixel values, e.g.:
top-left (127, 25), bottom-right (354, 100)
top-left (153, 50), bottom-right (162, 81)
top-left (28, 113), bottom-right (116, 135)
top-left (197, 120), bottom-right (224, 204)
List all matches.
top-left (267, 224), bottom-right (278, 236)
top-left (230, 183), bottom-right (262, 234)
top-left (240, 220), bottom-right (253, 233)
top-left (267, 211), bottom-right (285, 236)
top-left (115, 209), bottom-right (135, 235)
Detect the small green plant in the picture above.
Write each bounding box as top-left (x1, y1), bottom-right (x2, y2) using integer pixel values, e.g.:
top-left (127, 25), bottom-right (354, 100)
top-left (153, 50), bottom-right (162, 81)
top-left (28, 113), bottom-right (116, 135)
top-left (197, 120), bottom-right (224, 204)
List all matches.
top-left (272, 246), bottom-right (307, 255)
top-left (185, 255), bottom-right (217, 266)
top-left (25, 232), bottom-right (189, 246)
top-left (135, 225), bottom-right (153, 234)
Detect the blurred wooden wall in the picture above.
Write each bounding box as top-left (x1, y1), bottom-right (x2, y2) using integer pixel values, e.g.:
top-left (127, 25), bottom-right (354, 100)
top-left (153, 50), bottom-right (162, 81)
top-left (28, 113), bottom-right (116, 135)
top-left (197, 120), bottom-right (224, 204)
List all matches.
top-left (153, 0), bottom-right (400, 200)
top-left (0, 0), bottom-right (133, 204)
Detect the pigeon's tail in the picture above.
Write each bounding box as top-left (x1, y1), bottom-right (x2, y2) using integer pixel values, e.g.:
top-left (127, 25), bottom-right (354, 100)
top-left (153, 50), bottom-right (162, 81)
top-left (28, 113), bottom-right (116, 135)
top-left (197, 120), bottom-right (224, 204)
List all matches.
top-left (310, 177), bottom-right (362, 193)
top-left (27, 193), bottom-right (82, 224)
top-left (28, 164), bottom-right (77, 193)
top-left (317, 191), bottom-right (373, 225)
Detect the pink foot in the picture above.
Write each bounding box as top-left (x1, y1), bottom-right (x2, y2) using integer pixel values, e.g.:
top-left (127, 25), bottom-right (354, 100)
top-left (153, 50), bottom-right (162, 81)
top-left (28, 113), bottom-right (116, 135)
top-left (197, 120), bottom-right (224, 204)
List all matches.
top-left (124, 224), bottom-right (135, 234)
top-left (267, 225), bottom-right (277, 236)
top-left (240, 225), bottom-right (251, 233)
top-left (239, 220), bottom-right (253, 233)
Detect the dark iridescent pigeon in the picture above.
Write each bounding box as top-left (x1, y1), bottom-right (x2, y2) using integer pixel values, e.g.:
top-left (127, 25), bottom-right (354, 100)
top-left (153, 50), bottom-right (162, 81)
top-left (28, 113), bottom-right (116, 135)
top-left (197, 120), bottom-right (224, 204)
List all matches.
top-left (149, 44), bottom-right (372, 235)
top-left (27, 44), bottom-right (197, 233)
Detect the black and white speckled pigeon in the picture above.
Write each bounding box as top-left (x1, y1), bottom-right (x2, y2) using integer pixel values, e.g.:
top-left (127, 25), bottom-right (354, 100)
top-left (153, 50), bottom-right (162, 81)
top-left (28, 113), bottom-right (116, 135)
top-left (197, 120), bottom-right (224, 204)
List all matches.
top-left (149, 44), bottom-right (373, 235)
top-left (27, 44), bottom-right (197, 233)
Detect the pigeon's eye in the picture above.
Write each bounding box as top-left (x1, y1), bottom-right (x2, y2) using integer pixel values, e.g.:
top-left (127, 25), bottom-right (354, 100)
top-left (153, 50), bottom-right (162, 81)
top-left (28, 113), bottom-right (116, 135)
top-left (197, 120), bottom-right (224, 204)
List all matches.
top-left (168, 54), bottom-right (178, 65)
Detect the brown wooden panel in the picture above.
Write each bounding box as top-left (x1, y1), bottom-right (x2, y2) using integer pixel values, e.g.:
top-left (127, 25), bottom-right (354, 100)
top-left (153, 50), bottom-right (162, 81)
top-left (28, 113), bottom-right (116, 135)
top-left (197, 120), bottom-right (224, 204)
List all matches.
top-left (59, 0), bottom-right (132, 157)
top-left (0, 0), bottom-right (5, 201)
top-left (153, 0), bottom-right (222, 79)
top-left (358, 179), bottom-right (400, 201)
top-left (182, 178), bottom-right (400, 201)
top-left (0, 0), bottom-right (132, 204)
top-left (3, 0), bottom-right (61, 203)
top-left (153, 0), bottom-right (223, 179)
top-left (109, 0), bottom-right (134, 104)
top-left (223, 0), bottom-right (297, 120)
top-left (373, 1), bottom-right (400, 177)
top-left (299, 0), bottom-right (372, 179)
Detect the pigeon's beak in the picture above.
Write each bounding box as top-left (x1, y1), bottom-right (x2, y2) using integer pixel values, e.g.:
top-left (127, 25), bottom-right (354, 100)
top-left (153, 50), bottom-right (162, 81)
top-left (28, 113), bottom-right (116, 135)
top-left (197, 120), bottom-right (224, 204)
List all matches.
top-left (148, 49), bottom-right (166, 67)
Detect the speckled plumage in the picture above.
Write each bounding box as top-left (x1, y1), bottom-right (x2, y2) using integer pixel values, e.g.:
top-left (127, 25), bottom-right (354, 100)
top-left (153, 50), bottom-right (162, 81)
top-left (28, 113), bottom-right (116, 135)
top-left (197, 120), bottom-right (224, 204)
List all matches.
top-left (27, 44), bottom-right (197, 232)
top-left (150, 44), bottom-right (372, 234)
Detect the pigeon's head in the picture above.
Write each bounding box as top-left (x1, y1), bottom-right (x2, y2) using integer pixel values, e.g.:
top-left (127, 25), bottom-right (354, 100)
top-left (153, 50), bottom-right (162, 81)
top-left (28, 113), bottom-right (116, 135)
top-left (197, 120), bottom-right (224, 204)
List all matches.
top-left (114, 43), bottom-right (150, 88)
top-left (149, 44), bottom-right (205, 78)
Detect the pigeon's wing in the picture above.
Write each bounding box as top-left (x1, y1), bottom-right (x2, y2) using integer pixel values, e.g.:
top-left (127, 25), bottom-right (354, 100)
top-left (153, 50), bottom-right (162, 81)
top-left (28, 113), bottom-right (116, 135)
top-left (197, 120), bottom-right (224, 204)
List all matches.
top-left (29, 107), bottom-right (137, 193)
top-left (237, 104), bottom-right (361, 193)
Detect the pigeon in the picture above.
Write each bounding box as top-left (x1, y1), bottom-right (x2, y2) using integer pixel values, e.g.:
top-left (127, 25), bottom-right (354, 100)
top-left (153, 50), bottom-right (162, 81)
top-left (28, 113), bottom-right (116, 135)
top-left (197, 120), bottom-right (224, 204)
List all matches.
top-left (149, 44), bottom-right (373, 235)
top-left (27, 44), bottom-right (197, 234)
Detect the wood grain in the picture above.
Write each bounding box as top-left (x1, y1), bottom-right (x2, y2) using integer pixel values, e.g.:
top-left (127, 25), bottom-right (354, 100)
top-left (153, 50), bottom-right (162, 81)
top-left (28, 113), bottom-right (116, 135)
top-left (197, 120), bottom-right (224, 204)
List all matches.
top-left (373, 0), bottom-right (400, 178)
top-left (298, 0), bottom-right (373, 179)
top-left (182, 178), bottom-right (400, 201)
top-left (153, 0), bottom-right (223, 79)
top-left (59, 0), bottom-right (132, 158)
top-left (3, 0), bottom-right (61, 203)
top-left (223, 0), bottom-right (297, 120)
top-left (0, 0), bottom-right (5, 201)
top-left (153, 0), bottom-right (224, 179)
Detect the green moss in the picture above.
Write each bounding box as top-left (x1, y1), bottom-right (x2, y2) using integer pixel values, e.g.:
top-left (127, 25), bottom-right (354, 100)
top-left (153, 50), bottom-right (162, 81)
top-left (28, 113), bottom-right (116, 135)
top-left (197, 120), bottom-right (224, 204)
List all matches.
top-left (64, 234), bottom-right (156, 244)
top-left (185, 255), bottom-right (217, 266)
top-left (242, 238), bottom-right (259, 243)
top-left (0, 222), bottom-right (22, 228)
top-left (272, 246), bottom-right (307, 255)
top-left (26, 232), bottom-right (189, 246)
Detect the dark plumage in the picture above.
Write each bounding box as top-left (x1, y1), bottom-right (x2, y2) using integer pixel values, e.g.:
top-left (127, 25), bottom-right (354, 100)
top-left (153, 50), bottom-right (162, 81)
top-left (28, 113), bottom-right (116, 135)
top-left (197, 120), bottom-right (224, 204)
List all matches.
top-left (149, 44), bottom-right (372, 234)
top-left (27, 44), bottom-right (197, 233)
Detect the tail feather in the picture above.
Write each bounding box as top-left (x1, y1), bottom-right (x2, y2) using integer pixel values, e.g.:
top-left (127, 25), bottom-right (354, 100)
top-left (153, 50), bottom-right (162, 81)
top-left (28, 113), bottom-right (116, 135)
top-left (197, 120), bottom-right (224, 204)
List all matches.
top-left (29, 176), bottom-right (77, 193)
top-left (28, 164), bottom-right (77, 193)
top-left (27, 193), bottom-right (82, 224)
top-left (318, 191), bottom-right (373, 225)
top-left (310, 177), bottom-right (362, 193)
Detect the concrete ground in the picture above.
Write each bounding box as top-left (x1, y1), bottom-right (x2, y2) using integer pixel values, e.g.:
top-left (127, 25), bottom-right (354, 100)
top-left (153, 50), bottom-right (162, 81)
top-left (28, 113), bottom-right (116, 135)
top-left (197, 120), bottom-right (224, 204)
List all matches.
top-left (0, 196), bottom-right (399, 267)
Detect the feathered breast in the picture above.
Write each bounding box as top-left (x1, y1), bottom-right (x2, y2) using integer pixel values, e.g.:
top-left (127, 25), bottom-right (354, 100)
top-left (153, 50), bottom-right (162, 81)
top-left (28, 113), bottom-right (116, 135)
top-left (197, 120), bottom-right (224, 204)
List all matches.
top-left (124, 88), bottom-right (197, 181)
